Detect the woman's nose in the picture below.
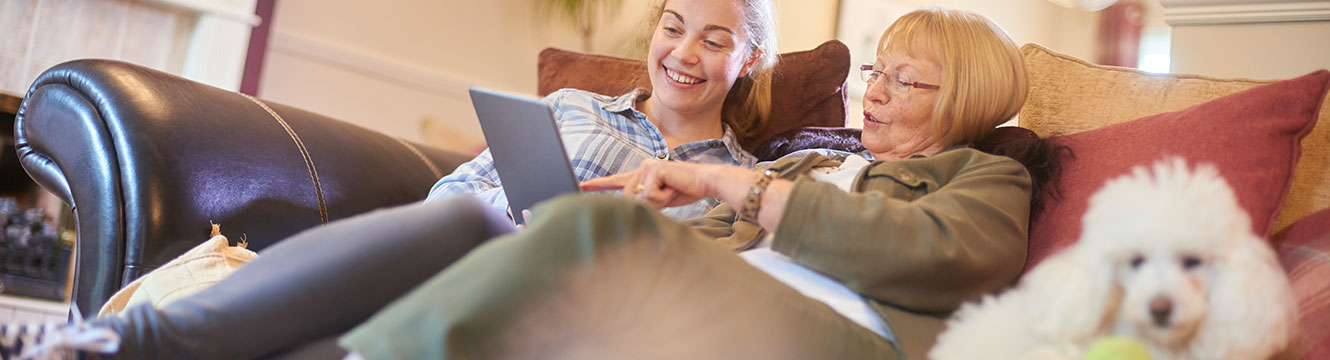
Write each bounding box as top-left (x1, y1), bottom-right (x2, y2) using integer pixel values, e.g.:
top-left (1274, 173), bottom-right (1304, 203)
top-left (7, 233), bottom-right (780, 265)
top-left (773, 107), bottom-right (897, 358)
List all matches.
top-left (670, 40), bottom-right (701, 66)
top-left (864, 79), bottom-right (891, 105)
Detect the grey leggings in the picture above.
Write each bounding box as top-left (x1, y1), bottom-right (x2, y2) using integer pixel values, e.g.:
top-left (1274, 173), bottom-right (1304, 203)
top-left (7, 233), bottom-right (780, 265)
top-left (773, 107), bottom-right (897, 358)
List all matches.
top-left (97, 195), bottom-right (899, 359)
top-left (96, 196), bottom-right (515, 359)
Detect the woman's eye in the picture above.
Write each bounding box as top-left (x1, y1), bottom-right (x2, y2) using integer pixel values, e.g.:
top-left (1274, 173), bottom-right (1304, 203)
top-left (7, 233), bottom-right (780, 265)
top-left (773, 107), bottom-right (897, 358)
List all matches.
top-left (703, 40), bottom-right (724, 49)
top-left (663, 26), bottom-right (682, 36)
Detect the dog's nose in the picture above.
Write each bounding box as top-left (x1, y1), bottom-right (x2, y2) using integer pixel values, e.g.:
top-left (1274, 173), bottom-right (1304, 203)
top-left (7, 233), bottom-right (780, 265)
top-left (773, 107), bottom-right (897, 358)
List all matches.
top-left (1150, 296), bottom-right (1173, 326)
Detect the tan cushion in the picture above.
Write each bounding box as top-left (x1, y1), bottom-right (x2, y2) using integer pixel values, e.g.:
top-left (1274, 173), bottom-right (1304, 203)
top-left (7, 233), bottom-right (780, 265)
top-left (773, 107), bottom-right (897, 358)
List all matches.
top-left (98, 225), bottom-right (257, 316)
top-left (1019, 43), bottom-right (1330, 233)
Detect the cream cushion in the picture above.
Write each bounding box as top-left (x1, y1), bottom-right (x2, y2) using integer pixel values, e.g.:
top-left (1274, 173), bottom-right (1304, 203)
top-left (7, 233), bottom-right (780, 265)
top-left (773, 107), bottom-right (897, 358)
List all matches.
top-left (1019, 43), bottom-right (1330, 232)
top-left (98, 225), bottom-right (257, 316)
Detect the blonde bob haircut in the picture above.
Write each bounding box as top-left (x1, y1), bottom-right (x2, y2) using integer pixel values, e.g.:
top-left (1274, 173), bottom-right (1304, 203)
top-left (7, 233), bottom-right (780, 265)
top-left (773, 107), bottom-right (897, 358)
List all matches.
top-left (878, 8), bottom-right (1028, 146)
top-left (645, 0), bottom-right (779, 140)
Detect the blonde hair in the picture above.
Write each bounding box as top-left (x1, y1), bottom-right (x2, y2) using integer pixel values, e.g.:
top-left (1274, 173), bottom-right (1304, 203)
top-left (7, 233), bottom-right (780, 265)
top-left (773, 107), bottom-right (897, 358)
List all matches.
top-left (644, 0), bottom-right (779, 140)
top-left (877, 8), bottom-right (1028, 146)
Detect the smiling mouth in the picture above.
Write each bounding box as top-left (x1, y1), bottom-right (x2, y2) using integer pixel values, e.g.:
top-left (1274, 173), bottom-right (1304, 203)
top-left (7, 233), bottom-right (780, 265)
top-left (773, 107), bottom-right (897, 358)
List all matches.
top-left (665, 66), bottom-right (704, 85)
top-left (864, 112), bottom-right (886, 125)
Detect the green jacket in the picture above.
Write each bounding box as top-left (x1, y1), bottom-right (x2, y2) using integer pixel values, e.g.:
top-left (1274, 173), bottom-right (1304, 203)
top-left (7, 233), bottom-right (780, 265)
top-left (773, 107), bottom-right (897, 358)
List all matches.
top-left (685, 147), bottom-right (1032, 359)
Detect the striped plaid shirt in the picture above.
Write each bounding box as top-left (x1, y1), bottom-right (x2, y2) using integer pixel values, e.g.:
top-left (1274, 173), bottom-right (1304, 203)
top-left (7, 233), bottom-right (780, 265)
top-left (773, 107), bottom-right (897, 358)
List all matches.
top-left (426, 88), bottom-right (758, 220)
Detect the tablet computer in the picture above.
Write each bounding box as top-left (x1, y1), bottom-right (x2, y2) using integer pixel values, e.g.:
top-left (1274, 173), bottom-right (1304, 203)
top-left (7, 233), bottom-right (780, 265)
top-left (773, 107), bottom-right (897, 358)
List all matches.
top-left (469, 87), bottom-right (580, 224)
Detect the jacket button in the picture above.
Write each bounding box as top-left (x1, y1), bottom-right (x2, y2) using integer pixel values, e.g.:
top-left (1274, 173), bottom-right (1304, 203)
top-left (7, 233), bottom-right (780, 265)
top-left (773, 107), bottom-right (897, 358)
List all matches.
top-left (657, 153), bottom-right (668, 159)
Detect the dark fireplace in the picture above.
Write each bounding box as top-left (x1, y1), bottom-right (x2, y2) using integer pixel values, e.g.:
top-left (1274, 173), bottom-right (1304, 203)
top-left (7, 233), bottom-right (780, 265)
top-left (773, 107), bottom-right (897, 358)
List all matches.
top-left (0, 92), bottom-right (73, 301)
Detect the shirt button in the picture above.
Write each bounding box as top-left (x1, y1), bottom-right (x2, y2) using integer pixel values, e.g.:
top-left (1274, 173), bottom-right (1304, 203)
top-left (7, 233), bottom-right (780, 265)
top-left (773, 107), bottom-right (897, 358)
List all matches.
top-left (710, 141), bottom-right (721, 148)
top-left (657, 153), bottom-right (668, 159)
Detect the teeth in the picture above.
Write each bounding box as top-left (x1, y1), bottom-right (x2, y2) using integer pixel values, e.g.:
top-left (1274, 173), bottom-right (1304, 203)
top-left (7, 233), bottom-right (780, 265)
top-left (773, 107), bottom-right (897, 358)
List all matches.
top-left (666, 68), bottom-right (702, 85)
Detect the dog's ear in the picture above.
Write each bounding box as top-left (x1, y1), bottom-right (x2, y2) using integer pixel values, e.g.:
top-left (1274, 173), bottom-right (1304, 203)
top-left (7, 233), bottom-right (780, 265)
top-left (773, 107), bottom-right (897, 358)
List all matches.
top-left (1191, 235), bottom-right (1298, 358)
top-left (1022, 244), bottom-right (1120, 342)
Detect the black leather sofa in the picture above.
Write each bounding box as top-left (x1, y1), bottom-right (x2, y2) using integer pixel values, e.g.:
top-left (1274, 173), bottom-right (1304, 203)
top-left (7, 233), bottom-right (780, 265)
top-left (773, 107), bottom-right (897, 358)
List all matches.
top-left (13, 57), bottom-right (1034, 325)
top-left (15, 59), bottom-right (473, 318)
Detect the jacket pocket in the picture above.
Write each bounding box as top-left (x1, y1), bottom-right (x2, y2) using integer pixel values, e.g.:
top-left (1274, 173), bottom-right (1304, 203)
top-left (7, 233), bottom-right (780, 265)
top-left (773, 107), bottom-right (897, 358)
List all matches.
top-left (856, 162), bottom-right (936, 200)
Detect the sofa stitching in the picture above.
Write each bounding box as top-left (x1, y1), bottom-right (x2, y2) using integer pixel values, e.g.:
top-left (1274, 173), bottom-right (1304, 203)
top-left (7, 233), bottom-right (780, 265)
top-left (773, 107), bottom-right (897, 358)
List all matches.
top-left (241, 94), bottom-right (329, 224)
top-left (391, 136), bottom-right (443, 179)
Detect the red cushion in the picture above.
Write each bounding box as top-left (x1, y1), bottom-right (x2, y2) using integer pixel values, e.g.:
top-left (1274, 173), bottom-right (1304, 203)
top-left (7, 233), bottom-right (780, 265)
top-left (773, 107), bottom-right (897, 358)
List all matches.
top-left (1026, 70), bottom-right (1330, 270)
top-left (1276, 208), bottom-right (1330, 359)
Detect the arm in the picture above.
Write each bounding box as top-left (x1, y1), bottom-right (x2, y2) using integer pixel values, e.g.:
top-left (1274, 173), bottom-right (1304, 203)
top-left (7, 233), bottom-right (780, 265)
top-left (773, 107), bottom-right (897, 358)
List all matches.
top-left (583, 150), bottom-right (1030, 313)
top-left (424, 149), bottom-right (510, 215)
top-left (772, 153), bottom-right (1032, 313)
top-left (424, 91), bottom-right (578, 215)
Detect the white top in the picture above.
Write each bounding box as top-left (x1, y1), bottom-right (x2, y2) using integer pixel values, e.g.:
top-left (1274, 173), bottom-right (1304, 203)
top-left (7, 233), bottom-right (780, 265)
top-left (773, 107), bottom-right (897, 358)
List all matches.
top-left (738, 154), bottom-right (895, 340)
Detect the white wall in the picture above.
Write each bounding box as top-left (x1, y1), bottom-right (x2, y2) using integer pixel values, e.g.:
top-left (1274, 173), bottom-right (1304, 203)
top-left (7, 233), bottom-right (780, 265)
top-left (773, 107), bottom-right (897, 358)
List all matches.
top-left (259, 0), bottom-right (572, 154)
top-left (257, 0), bottom-right (1102, 153)
top-left (1157, 0), bottom-right (1329, 79)
top-left (1171, 21), bottom-right (1330, 79)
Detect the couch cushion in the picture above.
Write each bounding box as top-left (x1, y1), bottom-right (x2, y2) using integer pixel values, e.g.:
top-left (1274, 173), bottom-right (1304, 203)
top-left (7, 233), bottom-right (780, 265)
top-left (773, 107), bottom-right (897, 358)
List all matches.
top-left (1023, 70), bottom-right (1329, 269)
top-left (1275, 208), bottom-right (1330, 358)
top-left (537, 41), bottom-right (850, 152)
top-left (98, 224), bottom-right (256, 316)
top-left (1019, 43), bottom-right (1330, 235)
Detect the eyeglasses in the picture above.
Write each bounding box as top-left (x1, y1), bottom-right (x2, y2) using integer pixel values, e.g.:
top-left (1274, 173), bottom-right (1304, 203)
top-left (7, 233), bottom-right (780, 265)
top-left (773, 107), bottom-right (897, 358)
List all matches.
top-left (860, 64), bottom-right (940, 94)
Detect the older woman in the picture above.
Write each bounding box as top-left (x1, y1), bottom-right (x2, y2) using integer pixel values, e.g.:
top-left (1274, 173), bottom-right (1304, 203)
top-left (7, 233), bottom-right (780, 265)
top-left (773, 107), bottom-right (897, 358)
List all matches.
top-left (338, 8), bottom-right (1044, 360)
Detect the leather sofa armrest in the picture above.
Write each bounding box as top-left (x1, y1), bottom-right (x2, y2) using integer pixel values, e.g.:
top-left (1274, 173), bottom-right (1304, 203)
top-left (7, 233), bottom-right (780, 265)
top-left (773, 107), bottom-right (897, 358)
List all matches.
top-left (15, 59), bottom-right (471, 317)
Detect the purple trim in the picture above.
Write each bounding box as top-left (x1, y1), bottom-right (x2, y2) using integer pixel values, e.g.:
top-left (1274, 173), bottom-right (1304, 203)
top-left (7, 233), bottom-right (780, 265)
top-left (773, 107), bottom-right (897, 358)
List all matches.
top-left (240, 0), bottom-right (276, 96)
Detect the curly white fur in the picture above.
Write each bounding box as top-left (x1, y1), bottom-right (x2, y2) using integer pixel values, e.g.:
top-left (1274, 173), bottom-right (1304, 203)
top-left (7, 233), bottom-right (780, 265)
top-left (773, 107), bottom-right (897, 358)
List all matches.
top-left (930, 157), bottom-right (1297, 360)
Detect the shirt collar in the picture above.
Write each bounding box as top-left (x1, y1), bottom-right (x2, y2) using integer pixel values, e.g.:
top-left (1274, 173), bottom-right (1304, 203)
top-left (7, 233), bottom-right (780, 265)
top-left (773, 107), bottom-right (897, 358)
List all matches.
top-left (601, 88), bottom-right (650, 113)
top-left (718, 125), bottom-right (758, 167)
top-left (606, 88), bottom-right (756, 167)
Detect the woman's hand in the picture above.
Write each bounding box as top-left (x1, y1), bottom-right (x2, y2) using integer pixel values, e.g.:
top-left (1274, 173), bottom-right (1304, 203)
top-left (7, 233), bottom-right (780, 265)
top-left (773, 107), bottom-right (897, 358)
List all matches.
top-left (580, 160), bottom-right (755, 209)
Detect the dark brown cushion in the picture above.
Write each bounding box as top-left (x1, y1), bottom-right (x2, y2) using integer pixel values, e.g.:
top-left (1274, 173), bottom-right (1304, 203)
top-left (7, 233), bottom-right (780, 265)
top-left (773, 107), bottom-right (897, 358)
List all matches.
top-left (537, 41), bottom-right (851, 151)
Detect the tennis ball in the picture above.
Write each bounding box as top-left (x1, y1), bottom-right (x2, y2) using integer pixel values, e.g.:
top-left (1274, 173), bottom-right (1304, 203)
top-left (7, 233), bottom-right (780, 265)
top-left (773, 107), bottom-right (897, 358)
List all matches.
top-left (1084, 336), bottom-right (1151, 360)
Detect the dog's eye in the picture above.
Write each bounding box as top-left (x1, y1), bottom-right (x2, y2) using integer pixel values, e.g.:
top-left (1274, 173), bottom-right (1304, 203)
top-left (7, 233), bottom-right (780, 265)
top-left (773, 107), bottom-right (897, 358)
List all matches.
top-left (1182, 256), bottom-right (1203, 269)
top-left (1130, 255), bottom-right (1145, 269)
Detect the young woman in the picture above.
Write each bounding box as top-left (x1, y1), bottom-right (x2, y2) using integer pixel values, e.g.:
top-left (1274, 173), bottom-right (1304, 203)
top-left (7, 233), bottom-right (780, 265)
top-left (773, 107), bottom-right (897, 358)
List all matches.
top-left (428, 0), bottom-right (778, 220)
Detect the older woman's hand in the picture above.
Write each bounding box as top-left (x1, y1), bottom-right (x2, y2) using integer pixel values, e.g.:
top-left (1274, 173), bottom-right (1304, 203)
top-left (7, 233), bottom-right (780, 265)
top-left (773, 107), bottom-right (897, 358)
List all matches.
top-left (580, 160), bottom-right (755, 209)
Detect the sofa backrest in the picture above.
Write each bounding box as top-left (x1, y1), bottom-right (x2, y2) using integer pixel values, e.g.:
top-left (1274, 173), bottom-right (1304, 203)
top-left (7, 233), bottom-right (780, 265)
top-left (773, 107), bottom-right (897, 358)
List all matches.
top-left (1018, 43), bottom-right (1330, 236)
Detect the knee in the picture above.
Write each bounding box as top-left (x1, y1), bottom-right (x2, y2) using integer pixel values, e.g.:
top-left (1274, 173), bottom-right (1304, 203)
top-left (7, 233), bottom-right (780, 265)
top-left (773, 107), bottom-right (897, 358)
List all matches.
top-left (421, 195), bottom-right (515, 239)
top-left (519, 194), bottom-right (689, 253)
top-left (530, 194), bottom-right (657, 228)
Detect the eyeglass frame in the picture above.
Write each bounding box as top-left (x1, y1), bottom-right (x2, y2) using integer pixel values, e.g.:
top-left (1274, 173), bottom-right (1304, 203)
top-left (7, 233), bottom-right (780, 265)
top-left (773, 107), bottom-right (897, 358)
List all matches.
top-left (859, 64), bottom-right (940, 94)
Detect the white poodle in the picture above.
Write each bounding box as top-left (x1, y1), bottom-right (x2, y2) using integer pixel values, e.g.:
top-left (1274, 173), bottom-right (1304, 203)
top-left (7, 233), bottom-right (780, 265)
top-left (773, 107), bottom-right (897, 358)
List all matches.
top-left (930, 157), bottom-right (1298, 360)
